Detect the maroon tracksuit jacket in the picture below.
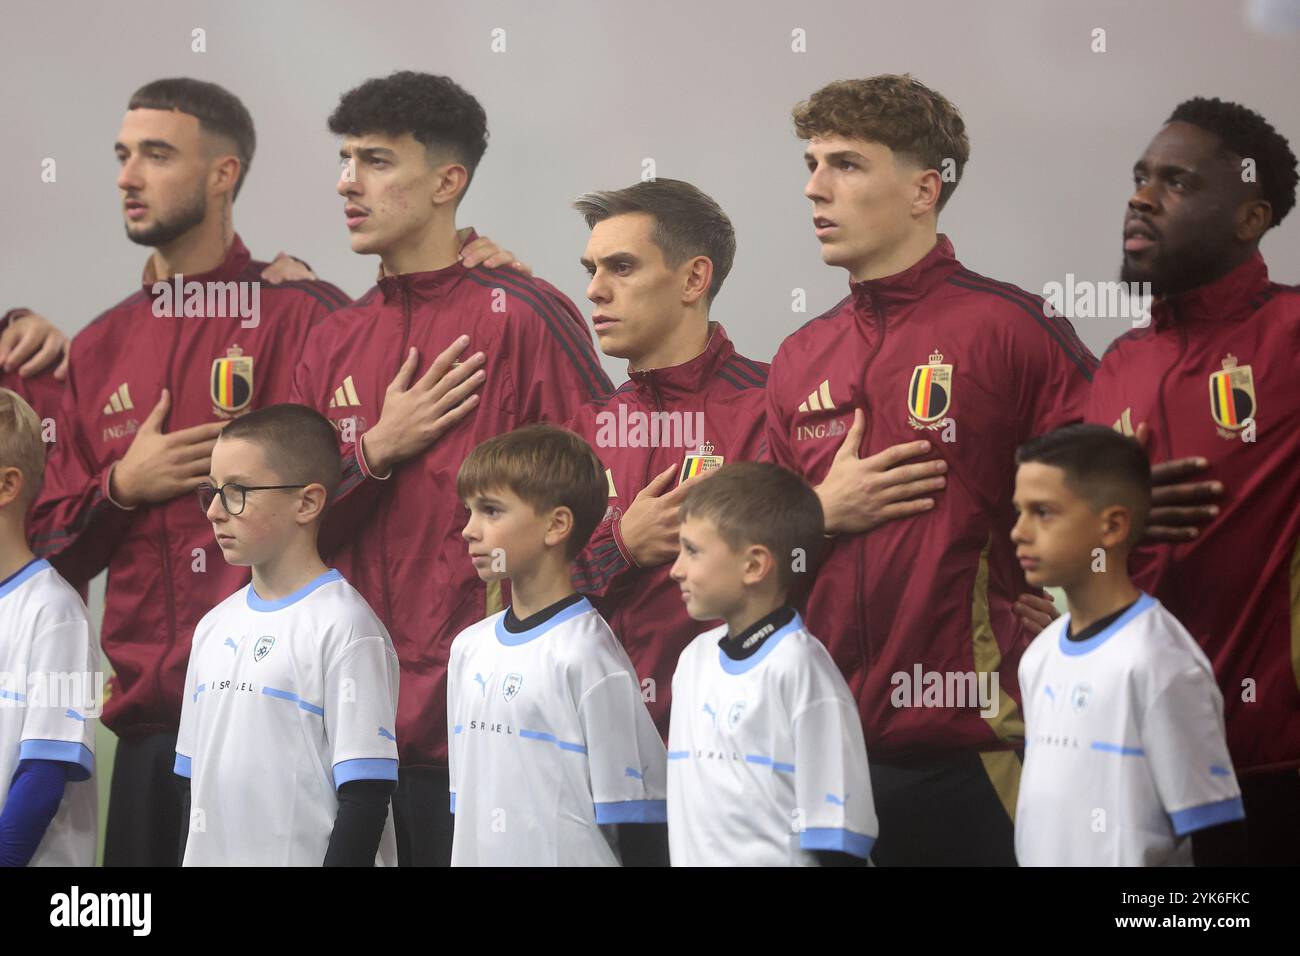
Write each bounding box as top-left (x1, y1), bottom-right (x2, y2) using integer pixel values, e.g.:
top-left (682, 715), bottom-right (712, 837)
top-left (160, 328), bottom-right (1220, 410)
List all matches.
top-left (570, 324), bottom-right (768, 736)
top-left (28, 236), bottom-right (350, 736)
top-left (766, 235), bottom-right (1097, 762)
top-left (1085, 251), bottom-right (1300, 775)
top-left (293, 252), bottom-right (612, 768)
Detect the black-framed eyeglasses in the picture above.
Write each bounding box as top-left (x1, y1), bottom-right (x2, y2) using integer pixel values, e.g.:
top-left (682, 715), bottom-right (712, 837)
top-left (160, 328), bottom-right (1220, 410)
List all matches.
top-left (197, 481), bottom-right (309, 516)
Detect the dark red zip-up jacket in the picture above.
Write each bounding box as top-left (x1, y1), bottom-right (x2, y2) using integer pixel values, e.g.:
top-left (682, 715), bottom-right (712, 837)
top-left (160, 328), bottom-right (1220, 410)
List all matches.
top-left (292, 249), bottom-right (612, 768)
top-left (1085, 252), bottom-right (1300, 775)
top-left (28, 236), bottom-right (350, 736)
top-left (569, 324), bottom-right (768, 736)
top-left (765, 235), bottom-right (1097, 762)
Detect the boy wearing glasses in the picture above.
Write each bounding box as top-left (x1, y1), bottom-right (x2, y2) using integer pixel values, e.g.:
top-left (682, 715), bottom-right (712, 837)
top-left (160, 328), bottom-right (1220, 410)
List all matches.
top-left (175, 404), bottom-right (400, 865)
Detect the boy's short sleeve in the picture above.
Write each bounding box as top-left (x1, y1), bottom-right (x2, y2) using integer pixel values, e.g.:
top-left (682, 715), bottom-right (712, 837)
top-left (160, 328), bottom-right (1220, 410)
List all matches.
top-left (1142, 664), bottom-right (1244, 836)
top-left (792, 695), bottom-right (877, 860)
top-left (447, 637), bottom-right (462, 815)
top-left (174, 627), bottom-right (202, 780)
top-left (324, 633), bottom-right (400, 790)
top-left (20, 618), bottom-right (97, 782)
top-left (576, 645), bottom-right (667, 825)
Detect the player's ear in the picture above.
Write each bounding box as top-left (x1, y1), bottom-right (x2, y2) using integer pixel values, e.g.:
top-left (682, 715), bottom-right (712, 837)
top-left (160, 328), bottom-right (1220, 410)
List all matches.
top-left (298, 482), bottom-right (328, 524)
top-left (911, 166), bottom-right (943, 219)
top-left (741, 543), bottom-right (773, 587)
top-left (1099, 504), bottom-right (1131, 551)
top-left (545, 506), bottom-right (574, 550)
top-left (0, 466), bottom-right (22, 510)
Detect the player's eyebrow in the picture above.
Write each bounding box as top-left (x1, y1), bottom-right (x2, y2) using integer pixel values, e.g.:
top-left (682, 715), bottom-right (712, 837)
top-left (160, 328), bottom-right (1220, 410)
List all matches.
top-left (805, 149), bottom-right (869, 167)
top-left (1133, 158), bottom-right (1198, 181)
top-left (115, 138), bottom-right (178, 155)
top-left (472, 494), bottom-right (505, 507)
top-left (579, 252), bottom-right (640, 271)
top-left (340, 145), bottom-right (398, 161)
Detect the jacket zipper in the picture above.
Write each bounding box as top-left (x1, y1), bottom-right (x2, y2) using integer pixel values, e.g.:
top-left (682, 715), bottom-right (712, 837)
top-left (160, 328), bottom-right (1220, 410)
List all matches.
top-left (156, 316), bottom-right (183, 721)
top-left (378, 286), bottom-right (412, 629)
top-left (1154, 305), bottom-right (1188, 584)
top-left (855, 290), bottom-right (887, 672)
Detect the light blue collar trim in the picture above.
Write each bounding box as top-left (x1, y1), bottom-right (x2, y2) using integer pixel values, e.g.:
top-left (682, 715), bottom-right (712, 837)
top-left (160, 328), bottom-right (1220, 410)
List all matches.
top-left (0, 558), bottom-right (49, 600)
top-left (719, 612), bottom-right (804, 675)
top-left (496, 597), bottom-right (593, 646)
top-left (247, 569), bottom-right (343, 612)
top-left (1058, 593), bottom-right (1155, 656)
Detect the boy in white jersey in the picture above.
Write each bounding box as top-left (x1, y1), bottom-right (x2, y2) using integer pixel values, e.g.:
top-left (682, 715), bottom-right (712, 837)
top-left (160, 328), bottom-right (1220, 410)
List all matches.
top-left (667, 461), bottom-right (876, 866)
top-left (0, 389), bottom-right (98, 866)
top-left (1012, 424), bottom-right (1245, 866)
top-left (448, 424), bottom-right (667, 866)
top-left (176, 404), bottom-right (400, 866)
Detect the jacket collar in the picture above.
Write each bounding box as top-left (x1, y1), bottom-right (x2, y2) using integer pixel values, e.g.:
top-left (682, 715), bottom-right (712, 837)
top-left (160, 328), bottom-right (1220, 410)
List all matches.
top-left (141, 234), bottom-right (252, 294)
top-left (628, 322), bottom-right (737, 400)
top-left (847, 233), bottom-right (962, 313)
top-left (1151, 250), bottom-right (1271, 329)
top-left (377, 228), bottom-right (477, 304)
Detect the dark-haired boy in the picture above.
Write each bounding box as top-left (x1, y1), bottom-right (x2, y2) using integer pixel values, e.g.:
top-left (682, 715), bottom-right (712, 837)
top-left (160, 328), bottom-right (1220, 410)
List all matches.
top-left (448, 425), bottom-right (666, 866)
top-left (1012, 425), bottom-right (1244, 866)
top-left (176, 404), bottom-right (400, 866)
top-left (1086, 97), bottom-right (1300, 864)
top-left (667, 462), bottom-right (875, 867)
top-left (294, 71), bottom-right (612, 865)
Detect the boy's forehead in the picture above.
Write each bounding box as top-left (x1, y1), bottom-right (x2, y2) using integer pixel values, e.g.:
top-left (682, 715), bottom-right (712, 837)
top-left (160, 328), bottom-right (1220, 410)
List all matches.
top-left (1015, 461), bottom-right (1071, 495)
top-left (210, 435), bottom-right (271, 480)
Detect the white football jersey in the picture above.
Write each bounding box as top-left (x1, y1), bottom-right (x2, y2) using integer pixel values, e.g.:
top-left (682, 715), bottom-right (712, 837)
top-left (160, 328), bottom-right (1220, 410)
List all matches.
top-left (1016, 593), bottom-right (1244, 866)
top-left (447, 597), bottom-right (667, 866)
top-left (667, 613), bottom-right (877, 866)
top-left (0, 559), bottom-right (98, 866)
top-left (175, 569), bottom-right (400, 866)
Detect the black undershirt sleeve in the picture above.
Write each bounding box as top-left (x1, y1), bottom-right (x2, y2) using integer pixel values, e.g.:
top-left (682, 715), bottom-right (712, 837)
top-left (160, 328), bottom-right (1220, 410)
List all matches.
top-left (177, 776), bottom-right (190, 866)
top-left (813, 848), bottom-right (868, 867)
top-left (1192, 819), bottom-right (1248, 866)
top-left (324, 778), bottom-right (396, 867)
top-left (618, 822), bottom-right (670, 867)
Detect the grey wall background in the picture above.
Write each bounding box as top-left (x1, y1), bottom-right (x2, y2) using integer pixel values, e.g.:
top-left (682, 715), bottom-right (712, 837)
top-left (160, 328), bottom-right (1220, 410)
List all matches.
top-left (5, 0), bottom-right (1299, 371)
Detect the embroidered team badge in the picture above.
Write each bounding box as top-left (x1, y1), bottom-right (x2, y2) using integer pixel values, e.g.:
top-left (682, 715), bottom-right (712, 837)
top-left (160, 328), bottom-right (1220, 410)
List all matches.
top-left (1208, 354), bottom-right (1256, 439)
top-left (679, 441), bottom-right (724, 485)
top-left (907, 351), bottom-right (952, 430)
top-left (253, 635), bottom-right (276, 662)
top-left (503, 673), bottom-right (524, 702)
top-left (211, 346), bottom-right (254, 417)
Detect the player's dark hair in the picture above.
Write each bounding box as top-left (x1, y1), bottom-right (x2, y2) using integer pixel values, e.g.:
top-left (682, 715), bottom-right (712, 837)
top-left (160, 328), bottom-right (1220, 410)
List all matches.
top-left (457, 425), bottom-right (606, 560)
top-left (328, 71), bottom-right (489, 198)
top-left (1016, 424), bottom-right (1152, 543)
top-left (219, 404), bottom-right (342, 506)
top-left (679, 462), bottom-right (825, 594)
top-left (1167, 97), bottom-right (1298, 229)
top-left (573, 179), bottom-right (737, 305)
top-left (793, 74), bottom-right (970, 212)
top-left (128, 78), bottom-right (256, 201)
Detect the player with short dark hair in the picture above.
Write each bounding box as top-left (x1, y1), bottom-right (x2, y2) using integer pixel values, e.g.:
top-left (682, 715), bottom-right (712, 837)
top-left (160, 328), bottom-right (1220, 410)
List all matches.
top-left (448, 425), bottom-right (666, 866)
top-left (667, 462), bottom-right (876, 866)
top-left (1012, 424), bottom-right (1245, 866)
top-left (1086, 97), bottom-right (1300, 864)
top-left (765, 74), bottom-right (1097, 865)
top-left (26, 77), bottom-right (355, 866)
top-left (568, 178), bottom-right (768, 740)
top-left (177, 404), bottom-right (400, 866)
top-left (293, 71), bottom-right (613, 866)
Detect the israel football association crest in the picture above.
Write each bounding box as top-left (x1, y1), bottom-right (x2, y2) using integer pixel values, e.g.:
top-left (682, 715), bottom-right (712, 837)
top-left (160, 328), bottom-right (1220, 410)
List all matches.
top-left (253, 635), bottom-right (276, 662)
top-left (907, 351), bottom-right (952, 430)
top-left (211, 346), bottom-right (254, 417)
top-left (502, 673), bottom-right (524, 702)
top-left (1208, 354), bottom-right (1256, 439)
top-left (678, 441), bottom-right (724, 485)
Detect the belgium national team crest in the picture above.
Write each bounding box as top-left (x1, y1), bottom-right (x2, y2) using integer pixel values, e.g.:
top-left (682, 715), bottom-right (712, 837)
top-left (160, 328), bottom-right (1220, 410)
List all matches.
top-left (211, 346), bottom-right (254, 417)
top-left (679, 442), bottom-right (725, 485)
top-left (1208, 354), bottom-right (1256, 439)
top-left (907, 352), bottom-right (952, 430)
